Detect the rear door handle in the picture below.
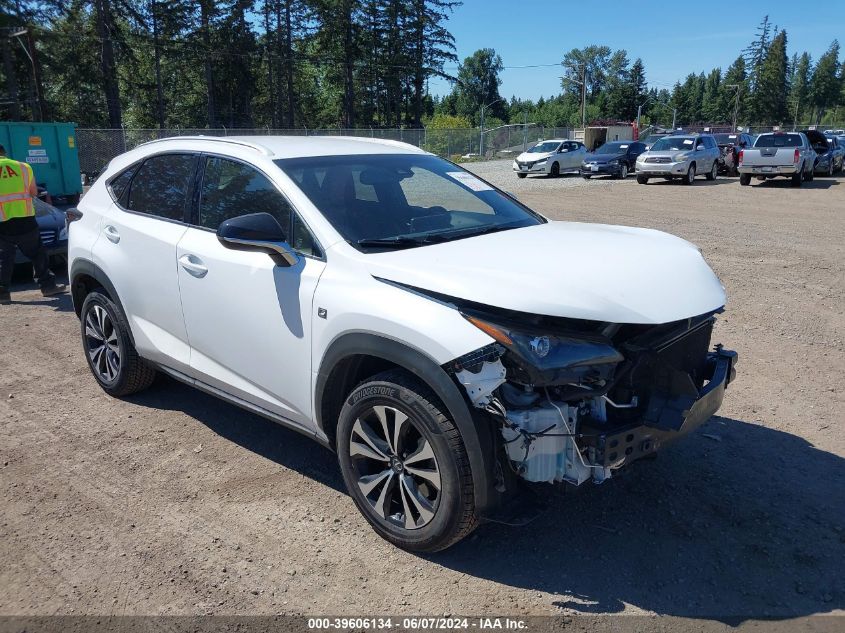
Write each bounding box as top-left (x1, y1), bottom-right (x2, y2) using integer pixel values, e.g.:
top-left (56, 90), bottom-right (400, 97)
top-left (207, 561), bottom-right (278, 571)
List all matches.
top-left (178, 254), bottom-right (208, 278)
top-left (103, 225), bottom-right (120, 243)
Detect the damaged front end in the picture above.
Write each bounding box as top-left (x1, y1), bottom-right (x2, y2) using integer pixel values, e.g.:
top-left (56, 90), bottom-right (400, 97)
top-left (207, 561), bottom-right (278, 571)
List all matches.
top-left (445, 306), bottom-right (738, 487)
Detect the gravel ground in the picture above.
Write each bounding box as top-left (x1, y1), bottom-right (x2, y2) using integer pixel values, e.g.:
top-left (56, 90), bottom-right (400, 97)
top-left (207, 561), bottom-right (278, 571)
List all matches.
top-left (1, 163), bottom-right (843, 628)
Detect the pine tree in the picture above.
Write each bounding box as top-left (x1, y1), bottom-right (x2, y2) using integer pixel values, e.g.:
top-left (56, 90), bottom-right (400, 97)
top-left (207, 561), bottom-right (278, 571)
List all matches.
top-left (809, 40), bottom-right (841, 124)
top-left (788, 52), bottom-right (812, 127)
top-left (701, 68), bottom-right (722, 123)
top-left (753, 29), bottom-right (788, 124)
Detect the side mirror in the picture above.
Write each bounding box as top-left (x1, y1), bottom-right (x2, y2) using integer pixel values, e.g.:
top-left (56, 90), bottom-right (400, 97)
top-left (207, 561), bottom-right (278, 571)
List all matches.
top-left (217, 212), bottom-right (298, 267)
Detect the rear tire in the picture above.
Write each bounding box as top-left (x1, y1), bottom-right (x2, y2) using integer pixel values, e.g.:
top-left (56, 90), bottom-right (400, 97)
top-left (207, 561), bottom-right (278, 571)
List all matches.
top-left (80, 291), bottom-right (156, 397)
top-left (636, 175), bottom-right (649, 184)
top-left (791, 165), bottom-right (804, 187)
top-left (706, 161), bottom-right (718, 181)
top-left (582, 174), bottom-right (591, 179)
top-left (336, 369), bottom-right (477, 552)
top-left (827, 161), bottom-right (833, 177)
top-left (740, 174), bottom-right (751, 186)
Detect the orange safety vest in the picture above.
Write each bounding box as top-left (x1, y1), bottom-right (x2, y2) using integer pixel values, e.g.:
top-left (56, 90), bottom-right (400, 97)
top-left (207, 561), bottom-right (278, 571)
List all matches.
top-left (0, 158), bottom-right (35, 222)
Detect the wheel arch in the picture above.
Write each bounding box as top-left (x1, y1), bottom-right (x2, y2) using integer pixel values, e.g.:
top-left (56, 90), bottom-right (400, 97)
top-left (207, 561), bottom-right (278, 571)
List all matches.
top-left (315, 332), bottom-right (496, 513)
top-left (70, 259), bottom-right (126, 325)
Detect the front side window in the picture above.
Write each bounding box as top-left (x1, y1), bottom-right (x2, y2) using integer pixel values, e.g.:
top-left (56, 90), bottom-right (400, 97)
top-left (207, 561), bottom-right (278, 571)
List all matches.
top-left (276, 154), bottom-right (544, 251)
top-left (199, 157), bottom-right (320, 257)
top-left (126, 154), bottom-right (195, 221)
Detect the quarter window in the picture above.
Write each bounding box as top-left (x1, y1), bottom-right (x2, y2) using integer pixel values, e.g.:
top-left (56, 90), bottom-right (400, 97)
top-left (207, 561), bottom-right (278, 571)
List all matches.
top-left (108, 165), bottom-right (137, 204)
top-left (126, 154), bottom-right (195, 221)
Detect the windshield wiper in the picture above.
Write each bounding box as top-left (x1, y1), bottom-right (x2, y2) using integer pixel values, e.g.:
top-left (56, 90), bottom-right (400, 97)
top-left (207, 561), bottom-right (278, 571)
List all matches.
top-left (356, 234), bottom-right (448, 249)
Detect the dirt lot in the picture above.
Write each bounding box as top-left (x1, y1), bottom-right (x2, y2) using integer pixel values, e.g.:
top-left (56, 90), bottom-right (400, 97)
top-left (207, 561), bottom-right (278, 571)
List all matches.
top-left (1, 166), bottom-right (843, 626)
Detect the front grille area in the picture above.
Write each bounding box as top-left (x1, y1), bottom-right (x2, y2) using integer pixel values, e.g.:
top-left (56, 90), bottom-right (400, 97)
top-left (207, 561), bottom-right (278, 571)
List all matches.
top-left (518, 160), bottom-right (537, 168)
top-left (40, 230), bottom-right (57, 246)
top-left (646, 156), bottom-right (672, 164)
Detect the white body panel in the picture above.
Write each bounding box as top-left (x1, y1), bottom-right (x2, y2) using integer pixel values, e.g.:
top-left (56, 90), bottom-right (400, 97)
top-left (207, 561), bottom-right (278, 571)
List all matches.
top-left (91, 205), bottom-right (191, 372)
top-left (176, 227), bottom-right (325, 427)
top-left (360, 221), bottom-right (726, 324)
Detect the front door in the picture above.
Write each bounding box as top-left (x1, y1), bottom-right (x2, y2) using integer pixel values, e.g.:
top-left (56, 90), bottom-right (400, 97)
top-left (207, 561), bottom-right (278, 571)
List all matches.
top-left (176, 155), bottom-right (325, 429)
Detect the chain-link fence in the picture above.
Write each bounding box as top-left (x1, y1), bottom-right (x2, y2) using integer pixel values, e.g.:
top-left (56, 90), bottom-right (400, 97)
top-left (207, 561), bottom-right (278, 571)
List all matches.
top-left (76, 126), bottom-right (580, 178)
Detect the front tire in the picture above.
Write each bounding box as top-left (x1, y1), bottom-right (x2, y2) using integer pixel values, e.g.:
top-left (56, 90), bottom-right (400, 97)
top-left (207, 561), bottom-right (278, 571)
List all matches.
top-left (80, 291), bottom-right (156, 396)
top-left (550, 162), bottom-right (560, 178)
top-left (517, 172), bottom-right (527, 179)
top-left (683, 163), bottom-right (696, 185)
top-left (336, 370), bottom-right (477, 552)
top-left (618, 164), bottom-right (628, 179)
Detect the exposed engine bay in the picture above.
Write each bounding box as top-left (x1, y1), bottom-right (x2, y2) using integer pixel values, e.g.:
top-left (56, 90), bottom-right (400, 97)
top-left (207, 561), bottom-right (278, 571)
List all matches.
top-left (445, 302), bottom-right (738, 486)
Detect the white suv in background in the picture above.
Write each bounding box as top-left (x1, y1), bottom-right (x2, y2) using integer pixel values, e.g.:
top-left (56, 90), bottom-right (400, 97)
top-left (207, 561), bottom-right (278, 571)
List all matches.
top-left (69, 136), bottom-right (737, 552)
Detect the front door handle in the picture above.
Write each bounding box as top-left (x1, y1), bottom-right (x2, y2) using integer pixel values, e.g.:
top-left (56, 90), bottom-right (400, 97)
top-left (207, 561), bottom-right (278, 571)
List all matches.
top-left (103, 225), bottom-right (120, 243)
top-left (178, 254), bottom-right (208, 278)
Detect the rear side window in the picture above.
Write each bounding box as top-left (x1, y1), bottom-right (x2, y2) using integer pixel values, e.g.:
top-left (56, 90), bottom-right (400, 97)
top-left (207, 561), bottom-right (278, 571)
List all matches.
top-left (126, 154), bottom-right (195, 221)
top-left (755, 134), bottom-right (803, 148)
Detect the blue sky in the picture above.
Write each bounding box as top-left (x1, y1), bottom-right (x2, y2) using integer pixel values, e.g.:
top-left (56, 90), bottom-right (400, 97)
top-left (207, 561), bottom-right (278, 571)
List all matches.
top-left (427, 1), bottom-right (845, 100)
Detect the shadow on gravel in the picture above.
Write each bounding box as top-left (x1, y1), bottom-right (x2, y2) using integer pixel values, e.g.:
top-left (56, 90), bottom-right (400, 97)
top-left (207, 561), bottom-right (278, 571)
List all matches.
top-left (432, 416), bottom-right (844, 624)
top-left (642, 178), bottom-right (735, 186)
top-left (751, 179), bottom-right (839, 190)
top-left (127, 375), bottom-right (345, 494)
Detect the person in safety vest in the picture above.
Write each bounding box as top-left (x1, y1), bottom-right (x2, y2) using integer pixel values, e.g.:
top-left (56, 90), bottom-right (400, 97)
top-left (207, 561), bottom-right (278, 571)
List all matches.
top-left (0, 144), bottom-right (66, 304)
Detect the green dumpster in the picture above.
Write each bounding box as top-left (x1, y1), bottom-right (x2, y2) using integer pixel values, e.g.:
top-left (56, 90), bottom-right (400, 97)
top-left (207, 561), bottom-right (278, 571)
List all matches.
top-left (0, 121), bottom-right (83, 203)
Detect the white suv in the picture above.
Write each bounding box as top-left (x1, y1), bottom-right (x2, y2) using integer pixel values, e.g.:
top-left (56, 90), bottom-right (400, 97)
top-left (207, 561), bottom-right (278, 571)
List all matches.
top-left (69, 136), bottom-right (737, 552)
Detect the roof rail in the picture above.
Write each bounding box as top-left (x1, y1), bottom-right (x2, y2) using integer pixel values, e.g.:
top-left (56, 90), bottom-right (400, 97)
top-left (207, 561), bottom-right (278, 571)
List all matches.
top-left (134, 135), bottom-right (273, 156)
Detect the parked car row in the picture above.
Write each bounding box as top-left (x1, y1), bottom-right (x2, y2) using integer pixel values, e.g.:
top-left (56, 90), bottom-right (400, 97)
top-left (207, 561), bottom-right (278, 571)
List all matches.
top-left (514, 129), bottom-right (845, 188)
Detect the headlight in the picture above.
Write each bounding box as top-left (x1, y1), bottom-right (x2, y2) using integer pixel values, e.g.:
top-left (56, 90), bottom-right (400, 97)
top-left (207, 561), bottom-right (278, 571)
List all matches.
top-left (674, 152), bottom-right (690, 162)
top-left (59, 227), bottom-right (68, 241)
top-left (462, 314), bottom-right (623, 385)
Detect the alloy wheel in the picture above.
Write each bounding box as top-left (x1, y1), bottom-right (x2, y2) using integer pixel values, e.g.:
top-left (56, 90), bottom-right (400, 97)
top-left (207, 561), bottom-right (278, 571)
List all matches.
top-left (711, 162), bottom-right (718, 180)
top-left (620, 164), bottom-right (628, 179)
top-left (349, 405), bottom-right (441, 530)
top-left (687, 165), bottom-right (696, 184)
top-left (84, 305), bottom-right (121, 382)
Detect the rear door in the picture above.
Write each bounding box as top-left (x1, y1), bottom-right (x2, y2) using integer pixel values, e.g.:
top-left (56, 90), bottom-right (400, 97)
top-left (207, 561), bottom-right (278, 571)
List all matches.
top-left (175, 155), bottom-right (326, 428)
top-left (92, 153), bottom-right (197, 373)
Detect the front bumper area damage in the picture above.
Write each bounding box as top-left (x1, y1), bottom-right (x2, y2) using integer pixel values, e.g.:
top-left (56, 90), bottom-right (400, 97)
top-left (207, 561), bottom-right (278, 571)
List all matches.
top-left (446, 309), bottom-right (737, 488)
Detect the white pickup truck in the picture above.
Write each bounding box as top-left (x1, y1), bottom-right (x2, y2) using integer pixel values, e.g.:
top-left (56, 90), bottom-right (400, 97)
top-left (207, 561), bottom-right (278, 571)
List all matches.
top-left (738, 132), bottom-right (816, 187)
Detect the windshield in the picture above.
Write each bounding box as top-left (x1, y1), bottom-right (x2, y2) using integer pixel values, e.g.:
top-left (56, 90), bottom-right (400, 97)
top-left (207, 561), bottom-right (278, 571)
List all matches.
top-left (275, 154), bottom-right (544, 250)
top-left (594, 142), bottom-right (629, 154)
top-left (527, 141), bottom-right (560, 154)
top-left (650, 137), bottom-right (695, 151)
top-left (713, 133), bottom-right (740, 144)
top-left (754, 134), bottom-right (803, 148)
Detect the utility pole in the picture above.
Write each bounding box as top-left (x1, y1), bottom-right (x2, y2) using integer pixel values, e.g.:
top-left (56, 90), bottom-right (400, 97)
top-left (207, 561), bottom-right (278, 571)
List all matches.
top-left (2, 30), bottom-right (21, 120)
top-left (792, 97), bottom-right (800, 131)
top-left (672, 108), bottom-right (677, 130)
top-left (636, 96), bottom-right (651, 131)
top-left (10, 28), bottom-right (44, 121)
top-left (479, 98), bottom-right (501, 159)
top-left (726, 84), bottom-right (742, 132)
top-left (579, 65), bottom-right (585, 128)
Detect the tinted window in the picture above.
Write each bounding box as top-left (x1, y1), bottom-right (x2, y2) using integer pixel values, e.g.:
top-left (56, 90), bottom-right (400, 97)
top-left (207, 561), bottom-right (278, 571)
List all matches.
top-left (108, 165), bottom-right (136, 203)
top-left (127, 154), bottom-right (195, 221)
top-left (198, 157), bottom-right (321, 257)
top-left (199, 157), bottom-right (291, 233)
top-left (754, 134), bottom-right (803, 148)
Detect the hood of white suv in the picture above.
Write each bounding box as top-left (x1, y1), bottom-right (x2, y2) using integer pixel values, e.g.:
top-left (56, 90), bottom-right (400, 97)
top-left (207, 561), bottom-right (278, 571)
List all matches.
top-left (363, 222), bottom-right (726, 324)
